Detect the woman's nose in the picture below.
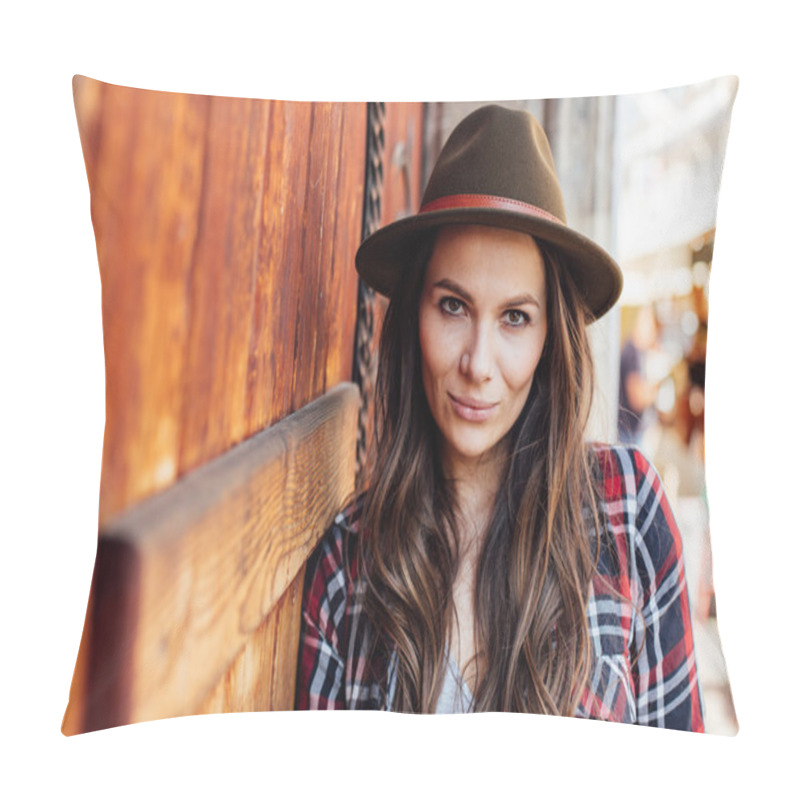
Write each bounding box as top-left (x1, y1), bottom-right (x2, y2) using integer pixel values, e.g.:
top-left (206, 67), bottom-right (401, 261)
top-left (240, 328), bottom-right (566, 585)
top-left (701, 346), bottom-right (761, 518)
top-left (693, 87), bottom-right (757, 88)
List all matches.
top-left (460, 324), bottom-right (493, 383)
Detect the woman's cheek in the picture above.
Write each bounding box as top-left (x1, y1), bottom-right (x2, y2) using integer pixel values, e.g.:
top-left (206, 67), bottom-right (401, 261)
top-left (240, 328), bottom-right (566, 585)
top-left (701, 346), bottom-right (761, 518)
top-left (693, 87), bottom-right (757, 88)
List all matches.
top-left (502, 336), bottom-right (542, 388)
top-left (421, 312), bottom-right (460, 374)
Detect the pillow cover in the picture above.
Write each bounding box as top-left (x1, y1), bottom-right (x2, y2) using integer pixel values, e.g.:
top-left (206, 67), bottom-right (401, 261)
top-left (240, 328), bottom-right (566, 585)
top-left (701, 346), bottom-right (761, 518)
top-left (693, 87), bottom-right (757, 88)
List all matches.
top-left (63, 75), bottom-right (737, 735)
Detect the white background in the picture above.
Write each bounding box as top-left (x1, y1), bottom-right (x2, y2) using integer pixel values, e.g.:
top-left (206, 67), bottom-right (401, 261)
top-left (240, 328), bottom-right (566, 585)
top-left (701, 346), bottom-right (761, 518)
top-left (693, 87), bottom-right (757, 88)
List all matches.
top-left (2, 1), bottom-right (796, 796)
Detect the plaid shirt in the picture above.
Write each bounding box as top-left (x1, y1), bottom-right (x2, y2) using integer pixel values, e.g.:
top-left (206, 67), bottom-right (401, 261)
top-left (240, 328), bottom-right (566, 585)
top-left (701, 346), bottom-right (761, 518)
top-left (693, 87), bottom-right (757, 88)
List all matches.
top-left (296, 445), bottom-right (704, 731)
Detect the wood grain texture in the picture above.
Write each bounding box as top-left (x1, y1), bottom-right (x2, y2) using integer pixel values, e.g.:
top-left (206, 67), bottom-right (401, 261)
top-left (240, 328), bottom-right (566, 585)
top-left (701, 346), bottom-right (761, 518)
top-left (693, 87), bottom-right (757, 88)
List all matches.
top-left (196, 569), bottom-right (304, 715)
top-left (67, 384), bottom-right (358, 733)
top-left (177, 94), bottom-right (272, 473)
top-left (66, 77), bottom-right (368, 732)
top-left (77, 77), bottom-right (210, 523)
top-left (71, 77), bottom-right (366, 524)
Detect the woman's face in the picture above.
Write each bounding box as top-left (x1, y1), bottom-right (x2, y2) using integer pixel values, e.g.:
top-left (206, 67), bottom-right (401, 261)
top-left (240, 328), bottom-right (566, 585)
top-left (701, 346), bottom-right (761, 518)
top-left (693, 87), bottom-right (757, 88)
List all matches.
top-left (418, 224), bottom-right (548, 474)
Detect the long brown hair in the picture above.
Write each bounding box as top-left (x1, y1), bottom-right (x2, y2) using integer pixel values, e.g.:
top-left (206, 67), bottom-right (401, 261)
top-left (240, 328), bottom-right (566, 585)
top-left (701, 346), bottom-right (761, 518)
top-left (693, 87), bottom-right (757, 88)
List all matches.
top-left (359, 232), bottom-right (601, 714)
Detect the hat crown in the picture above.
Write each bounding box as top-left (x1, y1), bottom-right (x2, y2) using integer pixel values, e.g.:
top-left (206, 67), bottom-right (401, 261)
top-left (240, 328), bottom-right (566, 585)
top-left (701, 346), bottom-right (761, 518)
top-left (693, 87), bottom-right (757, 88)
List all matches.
top-left (421, 105), bottom-right (567, 224)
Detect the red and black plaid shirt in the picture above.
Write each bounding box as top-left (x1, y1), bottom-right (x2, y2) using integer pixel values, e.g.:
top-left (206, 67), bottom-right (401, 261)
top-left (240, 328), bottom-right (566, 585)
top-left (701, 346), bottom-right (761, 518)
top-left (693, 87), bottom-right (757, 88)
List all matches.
top-left (296, 445), bottom-right (704, 731)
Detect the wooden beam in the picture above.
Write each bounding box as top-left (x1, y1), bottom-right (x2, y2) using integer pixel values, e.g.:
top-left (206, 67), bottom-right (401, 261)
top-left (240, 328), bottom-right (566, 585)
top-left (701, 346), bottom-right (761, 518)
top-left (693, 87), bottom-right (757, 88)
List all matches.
top-left (63, 383), bottom-right (359, 734)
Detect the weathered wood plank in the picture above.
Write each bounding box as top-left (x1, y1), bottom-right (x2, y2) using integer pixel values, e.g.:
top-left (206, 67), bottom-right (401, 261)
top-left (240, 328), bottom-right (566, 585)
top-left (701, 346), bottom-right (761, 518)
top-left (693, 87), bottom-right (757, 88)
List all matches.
top-left (324, 102), bottom-right (366, 392)
top-left (291, 103), bottom-right (335, 409)
top-left (74, 78), bottom-right (366, 521)
top-left (73, 76), bottom-right (210, 524)
top-left (64, 383), bottom-right (358, 734)
top-left (244, 101), bottom-right (313, 433)
top-left (262, 102), bottom-right (317, 427)
top-left (195, 568), bottom-right (303, 715)
top-left (177, 95), bottom-right (271, 473)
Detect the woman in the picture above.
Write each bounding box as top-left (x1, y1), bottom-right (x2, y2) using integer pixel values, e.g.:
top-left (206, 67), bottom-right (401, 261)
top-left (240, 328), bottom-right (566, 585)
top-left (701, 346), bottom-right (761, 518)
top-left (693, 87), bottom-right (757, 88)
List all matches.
top-left (296, 104), bottom-right (703, 730)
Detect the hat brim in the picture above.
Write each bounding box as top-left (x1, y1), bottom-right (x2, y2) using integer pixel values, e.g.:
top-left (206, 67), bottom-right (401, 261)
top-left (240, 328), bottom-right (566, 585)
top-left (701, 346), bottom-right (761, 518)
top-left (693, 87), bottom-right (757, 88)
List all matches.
top-left (355, 208), bottom-right (623, 321)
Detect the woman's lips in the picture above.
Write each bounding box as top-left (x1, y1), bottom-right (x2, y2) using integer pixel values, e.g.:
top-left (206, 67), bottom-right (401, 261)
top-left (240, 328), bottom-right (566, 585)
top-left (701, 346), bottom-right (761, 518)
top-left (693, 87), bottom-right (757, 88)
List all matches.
top-left (448, 393), bottom-right (499, 422)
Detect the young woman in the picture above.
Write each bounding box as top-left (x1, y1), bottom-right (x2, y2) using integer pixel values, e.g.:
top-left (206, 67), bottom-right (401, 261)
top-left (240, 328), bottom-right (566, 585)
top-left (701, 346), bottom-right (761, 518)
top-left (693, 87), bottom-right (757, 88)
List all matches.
top-left (296, 104), bottom-right (704, 730)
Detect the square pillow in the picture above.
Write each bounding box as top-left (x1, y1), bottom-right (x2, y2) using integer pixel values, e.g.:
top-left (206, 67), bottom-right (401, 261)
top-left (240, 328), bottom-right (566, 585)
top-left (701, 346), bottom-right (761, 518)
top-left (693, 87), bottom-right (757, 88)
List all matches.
top-left (63, 76), bottom-right (737, 735)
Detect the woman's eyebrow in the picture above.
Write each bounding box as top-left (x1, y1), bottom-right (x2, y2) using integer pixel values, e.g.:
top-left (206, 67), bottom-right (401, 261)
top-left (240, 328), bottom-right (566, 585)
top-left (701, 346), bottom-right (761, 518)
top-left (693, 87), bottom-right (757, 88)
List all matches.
top-left (502, 293), bottom-right (541, 309)
top-left (432, 279), bottom-right (541, 310)
top-left (432, 278), bottom-right (473, 304)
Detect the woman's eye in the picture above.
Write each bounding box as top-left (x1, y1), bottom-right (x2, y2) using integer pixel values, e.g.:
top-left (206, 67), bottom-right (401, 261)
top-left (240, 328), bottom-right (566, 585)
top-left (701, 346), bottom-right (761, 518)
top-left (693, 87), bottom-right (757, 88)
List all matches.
top-left (504, 309), bottom-right (530, 327)
top-left (439, 297), bottom-right (465, 316)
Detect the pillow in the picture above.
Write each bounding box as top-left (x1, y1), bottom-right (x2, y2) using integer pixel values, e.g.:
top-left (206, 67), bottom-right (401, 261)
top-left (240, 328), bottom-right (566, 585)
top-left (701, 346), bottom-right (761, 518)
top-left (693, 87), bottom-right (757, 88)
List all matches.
top-left (63, 76), bottom-right (737, 734)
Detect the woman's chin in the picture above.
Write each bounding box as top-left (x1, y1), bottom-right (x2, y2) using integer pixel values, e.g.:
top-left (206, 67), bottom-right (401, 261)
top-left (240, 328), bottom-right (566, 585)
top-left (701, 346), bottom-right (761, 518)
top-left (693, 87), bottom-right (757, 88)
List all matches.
top-left (438, 429), bottom-right (509, 472)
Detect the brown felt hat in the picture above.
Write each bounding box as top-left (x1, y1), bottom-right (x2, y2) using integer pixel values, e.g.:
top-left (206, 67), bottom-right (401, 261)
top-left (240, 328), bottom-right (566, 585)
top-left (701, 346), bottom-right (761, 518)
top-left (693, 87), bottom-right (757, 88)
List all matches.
top-left (355, 104), bottom-right (623, 321)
